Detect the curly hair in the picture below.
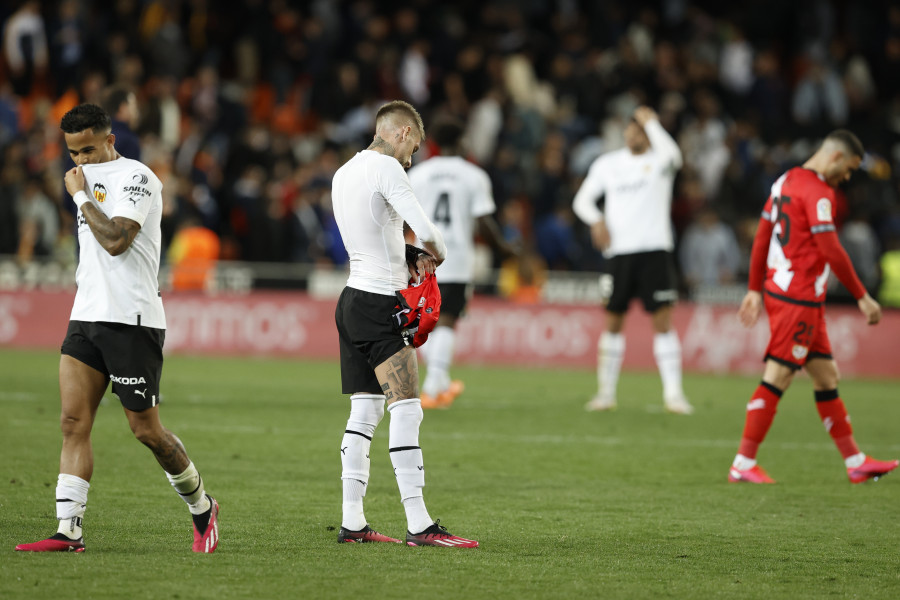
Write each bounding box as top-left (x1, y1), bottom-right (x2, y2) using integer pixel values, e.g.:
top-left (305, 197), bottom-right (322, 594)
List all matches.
top-left (60, 104), bottom-right (112, 135)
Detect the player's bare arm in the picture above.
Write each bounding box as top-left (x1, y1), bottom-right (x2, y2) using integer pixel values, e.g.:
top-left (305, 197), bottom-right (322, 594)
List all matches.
top-left (738, 290), bottom-right (762, 327)
top-left (374, 346), bottom-right (419, 404)
top-left (66, 165), bottom-right (141, 256)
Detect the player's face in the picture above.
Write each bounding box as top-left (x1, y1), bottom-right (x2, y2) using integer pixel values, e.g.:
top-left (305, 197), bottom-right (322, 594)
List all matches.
top-left (65, 129), bottom-right (117, 165)
top-left (395, 128), bottom-right (422, 169)
top-left (825, 152), bottom-right (862, 187)
top-left (624, 121), bottom-right (649, 154)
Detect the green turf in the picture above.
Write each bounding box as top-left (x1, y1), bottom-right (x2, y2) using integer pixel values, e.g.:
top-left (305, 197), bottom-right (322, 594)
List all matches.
top-left (2, 348), bottom-right (899, 599)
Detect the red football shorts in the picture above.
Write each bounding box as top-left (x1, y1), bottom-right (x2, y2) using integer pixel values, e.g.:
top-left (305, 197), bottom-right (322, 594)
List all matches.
top-left (763, 293), bottom-right (833, 370)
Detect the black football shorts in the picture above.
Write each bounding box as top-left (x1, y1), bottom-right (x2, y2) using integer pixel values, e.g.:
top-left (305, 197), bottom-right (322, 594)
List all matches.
top-left (601, 250), bottom-right (678, 313)
top-left (335, 287), bottom-right (408, 394)
top-left (61, 320), bottom-right (165, 411)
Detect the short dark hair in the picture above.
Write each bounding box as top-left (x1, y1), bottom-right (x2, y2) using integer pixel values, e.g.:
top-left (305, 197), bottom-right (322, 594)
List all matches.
top-left (825, 129), bottom-right (865, 159)
top-left (101, 86), bottom-right (132, 117)
top-left (60, 104), bottom-right (112, 135)
top-left (375, 100), bottom-right (425, 140)
top-left (430, 117), bottom-right (465, 149)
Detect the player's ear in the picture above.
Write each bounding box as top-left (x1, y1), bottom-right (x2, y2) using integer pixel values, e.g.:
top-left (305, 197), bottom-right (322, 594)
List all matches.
top-left (107, 133), bottom-right (116, 147)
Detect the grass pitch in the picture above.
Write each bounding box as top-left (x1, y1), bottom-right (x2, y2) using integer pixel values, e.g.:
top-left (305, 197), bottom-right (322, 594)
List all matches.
top-left (1, 348), bottom-right (899, 599)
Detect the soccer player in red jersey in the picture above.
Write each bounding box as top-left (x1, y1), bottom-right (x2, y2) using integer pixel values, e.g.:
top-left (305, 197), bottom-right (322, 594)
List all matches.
top-left (728, 130), bottom-right (898, 484)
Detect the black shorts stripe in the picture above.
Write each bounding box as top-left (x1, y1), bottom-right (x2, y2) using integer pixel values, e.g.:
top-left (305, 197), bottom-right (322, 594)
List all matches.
top-left (764, 290), bottom-right (823, 308)
top-left (765, 353), bottom-right (802, 371)
top-left (807, 351), bottom-right (833, 361)
top-left (389, 446), bottom-right (421, 453)
top-left (345, 429), bottom-right (373, 441)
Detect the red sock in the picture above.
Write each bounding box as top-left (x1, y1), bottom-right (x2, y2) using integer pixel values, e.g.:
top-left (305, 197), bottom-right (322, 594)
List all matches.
top-left (815, 389), bottom-right (860, 459)
top-left (737, 382), bottom-right (783, 459)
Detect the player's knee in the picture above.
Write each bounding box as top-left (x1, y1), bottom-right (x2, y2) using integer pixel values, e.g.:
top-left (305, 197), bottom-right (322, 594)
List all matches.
top-left (129, 419), bottom-right (162, 448)
top-left (349, 393), bottom-right (385, 425)
top-left (59, 412), bottom-right (89, 437)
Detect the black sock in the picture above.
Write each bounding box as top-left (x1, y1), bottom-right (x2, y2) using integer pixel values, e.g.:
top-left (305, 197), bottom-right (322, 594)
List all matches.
top-left (192, 508), bottom-right (211, 535)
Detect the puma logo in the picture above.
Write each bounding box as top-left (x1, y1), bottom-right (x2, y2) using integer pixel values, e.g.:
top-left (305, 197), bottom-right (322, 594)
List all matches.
top-left (417, 466), bottom-right (424, 471)
top-left (135, 389), bottom-right (147, 398)
top-left (341, 446), bottom-right (348, 455)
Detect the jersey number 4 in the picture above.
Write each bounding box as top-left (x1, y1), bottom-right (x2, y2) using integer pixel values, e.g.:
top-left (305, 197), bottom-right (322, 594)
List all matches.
top-left (433, 192), bottom-right (451, 225)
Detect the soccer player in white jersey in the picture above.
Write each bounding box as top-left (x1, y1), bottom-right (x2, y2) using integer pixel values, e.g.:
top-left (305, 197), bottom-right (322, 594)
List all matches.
top-left (572, 106), bottom-right (693, 415)
top-left (408, 117), bottom-right (514, 409)
top-left (332, 101), bottom-right (478, 547)
top-left (15, 104), bottom-right (219, 554)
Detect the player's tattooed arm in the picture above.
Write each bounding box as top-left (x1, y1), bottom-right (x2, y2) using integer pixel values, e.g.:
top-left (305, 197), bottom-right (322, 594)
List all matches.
top-left (81, 203), bottom-right (141, 256)
top-left (381, 383), bottom-right (395, 401)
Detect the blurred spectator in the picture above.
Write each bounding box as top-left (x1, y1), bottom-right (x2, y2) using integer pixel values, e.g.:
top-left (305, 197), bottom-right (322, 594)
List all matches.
top-left (879, 234), bottom-right (900, 307)
top-left (100, 85), bottom-right (140, 160)
top-left (3, 0), bottom-right (48, 97)
top-left (16, 175), bottom-right (58, 262)
top-left (167, 215), bottom-right (220, 292)
top-left (832, 209), bottom-right (880, 295)
top-left (791, 52), bottom-right (848, 132)
top-left (0, 0), bottom-right (897, 297)
top-left (678, 207), bottom-right (742, 288)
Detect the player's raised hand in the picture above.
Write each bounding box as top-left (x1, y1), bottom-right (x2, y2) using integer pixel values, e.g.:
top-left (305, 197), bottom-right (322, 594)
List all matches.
top-left (857, 292), bottom-right (882, 325)
top-left (633, 106), bottom-right (659, 126)
top-left (64, 166), bottom-right (86, 196)
top-left (738, 290), bottom-right (762, 328)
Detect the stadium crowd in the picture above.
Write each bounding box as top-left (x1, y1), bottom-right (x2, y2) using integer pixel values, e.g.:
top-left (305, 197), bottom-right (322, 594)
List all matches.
top-left (2, 0), bottom-right (900, 304)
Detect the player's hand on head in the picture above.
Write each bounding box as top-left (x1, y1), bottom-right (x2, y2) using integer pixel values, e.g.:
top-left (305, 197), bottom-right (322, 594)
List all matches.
top-left (633, 106), bottom-right (658, 126)
top-left (65, 166), bottom-right (86, 196)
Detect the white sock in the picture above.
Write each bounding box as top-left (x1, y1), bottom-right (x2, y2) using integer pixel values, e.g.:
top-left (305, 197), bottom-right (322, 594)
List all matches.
top-left (388, 398), bottom-right (432, 533)
top-left (422, 326), bottom-right (455, 397)
top-left (598, 332), bottom-right (625, 400)
top-left (167, 462), bottom-right (211, 515)
top-left (845, 452), bottom-right (866, 469)
top-left (56, 473), bottom-right (89, 540)
top-left (341, 394), bottom-right (385, 530)
top-left (733, 454), bottom-right (757, 471)
top-left (654, 330), bottom-right (684, 401)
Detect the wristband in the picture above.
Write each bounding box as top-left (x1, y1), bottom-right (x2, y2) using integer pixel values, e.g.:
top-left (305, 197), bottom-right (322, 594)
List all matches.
top-left (73, 190), bottom-right (91, 209)
top-left (405, 243), bottom-right (429, 266)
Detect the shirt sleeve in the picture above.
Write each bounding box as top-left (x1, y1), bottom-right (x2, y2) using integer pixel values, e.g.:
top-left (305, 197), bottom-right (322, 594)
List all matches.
top-left (378, 157), bottom-right (446, 259)
top-left (644, 119), bottom-right (683, 171)
top-left (572, 158), bottom-right (607, 225)
top-left (748, 196), bottom-right (775, 292)
top-left (112, 168), bottom-right (157, 226)
top-left (472, 168), bottom-right (497, 218)
top-left (813, 230), bottom-right (867, 299)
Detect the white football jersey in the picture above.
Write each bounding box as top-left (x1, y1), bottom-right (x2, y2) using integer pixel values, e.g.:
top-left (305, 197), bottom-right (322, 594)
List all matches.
top-left (408, 156), bottom-right (496, 283)
top-left (572, 120), bottom-right (682, 257)
top-left (332, 150), bottom-right (445, 296)
top-left (71, 157), bottom-right (166, 328)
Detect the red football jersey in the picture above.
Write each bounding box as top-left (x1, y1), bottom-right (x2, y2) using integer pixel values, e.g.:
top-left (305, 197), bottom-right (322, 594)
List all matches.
top-left (761, 168), bottom-right (838, 303)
